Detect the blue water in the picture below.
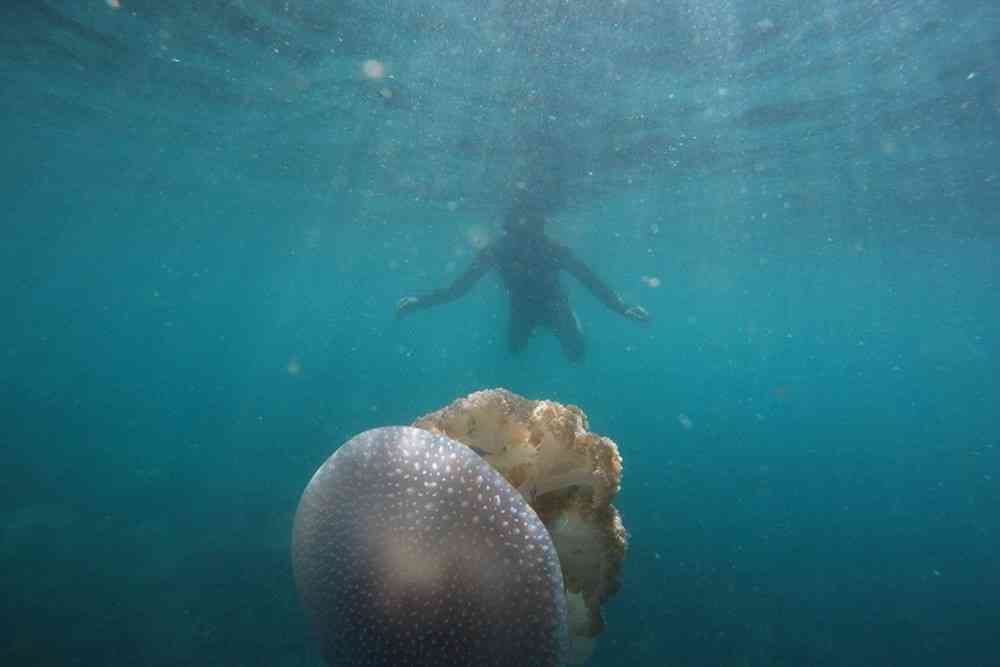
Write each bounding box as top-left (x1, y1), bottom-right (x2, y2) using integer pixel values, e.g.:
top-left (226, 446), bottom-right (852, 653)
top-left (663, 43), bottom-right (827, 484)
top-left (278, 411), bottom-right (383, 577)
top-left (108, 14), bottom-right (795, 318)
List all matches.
top-left (2, 1), bottom-right (998, 665)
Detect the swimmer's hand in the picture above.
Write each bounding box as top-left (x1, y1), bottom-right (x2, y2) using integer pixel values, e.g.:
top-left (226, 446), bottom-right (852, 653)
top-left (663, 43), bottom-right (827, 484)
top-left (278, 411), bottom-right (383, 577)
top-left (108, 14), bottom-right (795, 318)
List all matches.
top-left (624, 305), bottom-right (650, 324)
top-left (395, 296), bottom-right (421, 319)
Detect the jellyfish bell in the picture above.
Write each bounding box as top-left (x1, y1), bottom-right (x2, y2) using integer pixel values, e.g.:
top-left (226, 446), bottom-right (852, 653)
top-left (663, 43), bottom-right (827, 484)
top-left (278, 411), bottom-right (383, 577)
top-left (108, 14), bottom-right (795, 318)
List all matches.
top-left (292, 426), bottom-right (569, 667)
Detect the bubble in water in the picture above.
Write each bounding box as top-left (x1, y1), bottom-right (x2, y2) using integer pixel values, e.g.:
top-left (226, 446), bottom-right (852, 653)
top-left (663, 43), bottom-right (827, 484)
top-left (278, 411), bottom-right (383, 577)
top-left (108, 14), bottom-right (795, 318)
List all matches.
top-left (362, 59), bottom-right (385, 79)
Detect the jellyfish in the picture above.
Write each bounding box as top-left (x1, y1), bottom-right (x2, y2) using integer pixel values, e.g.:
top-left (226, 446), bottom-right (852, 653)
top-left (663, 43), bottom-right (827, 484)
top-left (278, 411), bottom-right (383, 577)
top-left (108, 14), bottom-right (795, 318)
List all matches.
top-left (292, 426), bottom-right (568, 666)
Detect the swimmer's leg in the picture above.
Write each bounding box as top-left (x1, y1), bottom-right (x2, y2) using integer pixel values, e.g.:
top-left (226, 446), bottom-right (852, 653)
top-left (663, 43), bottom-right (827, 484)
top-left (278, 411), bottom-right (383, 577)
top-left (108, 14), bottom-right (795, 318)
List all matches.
top-left (550, 299), bottom-right (585, 364)
top-left (508, 305), bottom-right (536, 355)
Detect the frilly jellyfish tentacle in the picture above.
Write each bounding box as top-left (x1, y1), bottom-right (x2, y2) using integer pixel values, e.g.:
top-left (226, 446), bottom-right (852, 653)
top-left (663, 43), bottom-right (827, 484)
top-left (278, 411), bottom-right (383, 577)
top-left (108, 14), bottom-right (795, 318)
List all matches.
top-left (412, 388), bottom-right (628, 662)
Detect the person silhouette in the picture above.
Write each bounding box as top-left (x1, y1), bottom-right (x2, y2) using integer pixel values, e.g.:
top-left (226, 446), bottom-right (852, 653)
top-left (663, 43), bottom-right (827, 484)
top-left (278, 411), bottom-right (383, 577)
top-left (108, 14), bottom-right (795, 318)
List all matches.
top-left (395, 201), bottom-right (649, 363)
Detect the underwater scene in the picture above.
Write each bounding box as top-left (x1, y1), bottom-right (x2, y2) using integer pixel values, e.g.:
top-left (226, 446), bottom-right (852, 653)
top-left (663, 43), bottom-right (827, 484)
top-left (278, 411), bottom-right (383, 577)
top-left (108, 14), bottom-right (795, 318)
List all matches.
top-left (2, 1), bottom-right (998, 665)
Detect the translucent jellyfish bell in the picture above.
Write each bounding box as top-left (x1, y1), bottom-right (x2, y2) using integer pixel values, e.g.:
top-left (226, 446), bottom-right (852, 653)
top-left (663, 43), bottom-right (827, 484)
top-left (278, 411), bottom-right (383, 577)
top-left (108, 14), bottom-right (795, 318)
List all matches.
top-left (292, 426), bottom-right (569, 666)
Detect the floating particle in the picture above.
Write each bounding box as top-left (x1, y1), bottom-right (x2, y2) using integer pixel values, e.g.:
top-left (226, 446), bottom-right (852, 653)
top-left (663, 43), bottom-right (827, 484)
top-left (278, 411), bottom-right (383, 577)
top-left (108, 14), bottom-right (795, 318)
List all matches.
top-left (677, 413), bottom-right (693, 430)
top-left (287, 358), bottom-right (303, 376)
top-left (641, 275), bottom-right (661, 288)
top-left (466, 225), bottom-right (491, 250)
top-left (362, 59), bottom-right (385, 80)
top-left (755, 18), bottom-right (776, 33)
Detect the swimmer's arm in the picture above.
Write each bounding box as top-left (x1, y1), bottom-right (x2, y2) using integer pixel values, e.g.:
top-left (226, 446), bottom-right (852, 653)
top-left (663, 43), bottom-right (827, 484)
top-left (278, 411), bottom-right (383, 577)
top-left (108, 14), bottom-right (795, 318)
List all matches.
top-left (396, 249), bottom-right (494, 317)
top-left (560, 247), bottom-right (649, 322)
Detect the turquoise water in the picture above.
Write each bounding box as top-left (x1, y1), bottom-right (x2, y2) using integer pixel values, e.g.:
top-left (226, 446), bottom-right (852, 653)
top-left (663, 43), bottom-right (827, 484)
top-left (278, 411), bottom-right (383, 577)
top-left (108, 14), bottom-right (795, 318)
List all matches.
top-left (3, 1), bottom-right (998, 665)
